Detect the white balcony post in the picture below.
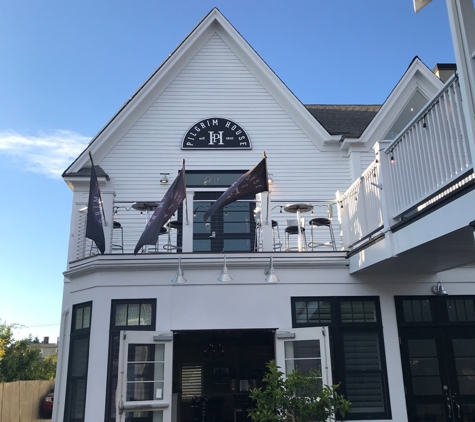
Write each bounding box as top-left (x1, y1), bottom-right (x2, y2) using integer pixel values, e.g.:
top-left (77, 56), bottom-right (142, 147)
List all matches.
top-left (336, 190), bottom-right (350, 249)
top-left (375, 141), bottom-right (399, 231)
top-left (182, 190), bottom-right (194, 252)
top-left (258, 192), bottom-right (273, 251)
top-left (446, 0), bottom-right (475, 167)
top-left (101, 188), bottom-right (116, 254)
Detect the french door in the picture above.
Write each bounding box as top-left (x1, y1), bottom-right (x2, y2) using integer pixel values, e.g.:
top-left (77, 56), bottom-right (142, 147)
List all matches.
top-left (274, 327), bottom-right (332, 386)
top-left (116, 331), bottom-right (174, 422)
top-left (397, 297), bottom-right (475, 421)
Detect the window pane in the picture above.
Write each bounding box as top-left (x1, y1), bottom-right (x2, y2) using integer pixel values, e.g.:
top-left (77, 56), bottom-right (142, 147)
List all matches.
top-left (402, 300), bottom-right (432, 322)
top-left (447, 299), bottom-right (475, 322)
top-left (83, 306), bottom-right (91, 329)
top-left (127, 304), bottom-right (140, 326)
top-left (71, 338), bottom-right (89, 377)
top-left (182, 366), bottom-right (202, 400)
top-left (308, 301), bottom-right (331, 324)
top-left (71, 378), bottom-right (87, 418)
top-left (343, 333), bottom-right (381, 371)
top-left (115, 304), bottom-right (127, 326)
top-left (140, 304), bottom-right (152, 326)
top-left (75, 308), bottom-right (84, 331)
top-left (295, 301), bottom-right (308, 323)
top-left (345, 373), bottom-right (385, 413)
top-left (341, 301), bottom-right (376, 323)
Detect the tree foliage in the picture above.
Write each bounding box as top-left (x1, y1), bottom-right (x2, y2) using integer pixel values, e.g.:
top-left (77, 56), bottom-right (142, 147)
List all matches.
top-left (0, 320), bottom-right (57, 382)
top-left (249, 360), bottom-right (350, 422)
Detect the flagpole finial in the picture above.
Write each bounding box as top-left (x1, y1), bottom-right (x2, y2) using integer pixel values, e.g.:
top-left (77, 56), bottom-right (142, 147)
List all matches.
top-left (183, 158), bottom-right (185, 165)
top-left (263, 151), bottom-right (267, 158)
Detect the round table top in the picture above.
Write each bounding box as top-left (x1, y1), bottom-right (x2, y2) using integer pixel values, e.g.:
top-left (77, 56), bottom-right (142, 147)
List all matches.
top-left (283, 203), bottom-right (314, 213)
top-left (132, 201), bottom-right (159, 211)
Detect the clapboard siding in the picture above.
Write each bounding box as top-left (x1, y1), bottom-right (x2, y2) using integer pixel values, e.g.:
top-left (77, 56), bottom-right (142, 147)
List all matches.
top-left (100, 32), bottom-right (351, 209)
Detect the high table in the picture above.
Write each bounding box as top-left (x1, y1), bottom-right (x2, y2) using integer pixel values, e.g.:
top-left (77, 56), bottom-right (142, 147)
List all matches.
top-left (283, 203), bottom-right (314, 251)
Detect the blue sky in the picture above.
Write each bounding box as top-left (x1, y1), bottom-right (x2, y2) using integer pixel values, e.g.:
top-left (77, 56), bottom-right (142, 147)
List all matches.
top-left (0, 0), bottom-right (454, 342)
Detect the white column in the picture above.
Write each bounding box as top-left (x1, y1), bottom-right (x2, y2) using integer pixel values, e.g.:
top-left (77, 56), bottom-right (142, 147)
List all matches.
top-left (446, 0), bottom-right (475, 167)
top-left (181, 190), bottom-right (194, 252)
top-left (258, 192), bottom-right (273, 251)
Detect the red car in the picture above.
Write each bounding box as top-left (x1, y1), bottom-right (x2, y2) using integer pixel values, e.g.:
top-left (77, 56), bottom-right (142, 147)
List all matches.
top-left (40, 390), bottom-right (54, 418)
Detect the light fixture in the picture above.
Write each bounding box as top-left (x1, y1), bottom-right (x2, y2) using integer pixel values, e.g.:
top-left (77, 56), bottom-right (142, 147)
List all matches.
top-left (160, 173), bottom-right (170, 184)
top-left (268, 174), bottom-right (274, 185)
top-left (265, 256), bottom-right (279, 283)
top-left (431, 281), bottom-right (448, 295)
top-left (218, 256), bottom-right (232, 282)
top-left (171, 257), bottom-right (187, 284)
top-left (391, 155), bottom-right (395, 164)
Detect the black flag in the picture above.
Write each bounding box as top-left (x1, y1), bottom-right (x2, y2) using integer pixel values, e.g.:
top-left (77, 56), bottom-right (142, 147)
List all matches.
top-left (134, 166), bottom-right (186, 255)
top-left (86, 154), bottom-right (106, 254)
top-left (204, 157), bottom-right (268, 223)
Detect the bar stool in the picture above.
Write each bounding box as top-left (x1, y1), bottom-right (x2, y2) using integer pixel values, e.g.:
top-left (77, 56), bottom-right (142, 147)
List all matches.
top-left (308, 218), bottom-right (337, 250)
top-left (163, 221), bottom-right (182, 252)
top-left (111, 221), bottom-right (124, 253)
top-left (284, 218), bottom-right (306, 251)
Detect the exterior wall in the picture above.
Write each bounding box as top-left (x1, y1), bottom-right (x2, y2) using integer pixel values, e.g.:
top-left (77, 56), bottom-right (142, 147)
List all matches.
top-left (58, 263), bottom-right (475, 422)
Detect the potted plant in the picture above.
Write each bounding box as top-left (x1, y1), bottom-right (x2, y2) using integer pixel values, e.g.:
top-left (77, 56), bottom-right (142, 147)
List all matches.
top-left (249, 360), bottom-right (350, 422)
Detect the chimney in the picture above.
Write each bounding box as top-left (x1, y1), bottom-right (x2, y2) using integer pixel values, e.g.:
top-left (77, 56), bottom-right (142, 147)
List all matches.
top-left (43, 337), bottom-right (49, 344)
top-left (433, 63), bottom-right (457, 83)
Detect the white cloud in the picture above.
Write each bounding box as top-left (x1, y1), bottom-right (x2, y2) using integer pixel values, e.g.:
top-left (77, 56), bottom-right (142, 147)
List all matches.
top-left (0, 130), bottom-right (91, 178)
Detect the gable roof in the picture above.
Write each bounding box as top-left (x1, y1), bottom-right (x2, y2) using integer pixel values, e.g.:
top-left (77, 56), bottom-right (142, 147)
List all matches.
top-left (63, 8), bottom-right (336, 177)
top-left (305, 105), bottom-right (381, 138)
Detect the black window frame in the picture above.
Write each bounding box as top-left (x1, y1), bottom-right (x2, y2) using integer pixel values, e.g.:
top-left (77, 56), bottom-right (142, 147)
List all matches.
top-left (104, 299), bottom-right (156, 422)
top-left (291, 296), bottom-right (392, 420)
top-left (64, 301), bottom-right (93, 422)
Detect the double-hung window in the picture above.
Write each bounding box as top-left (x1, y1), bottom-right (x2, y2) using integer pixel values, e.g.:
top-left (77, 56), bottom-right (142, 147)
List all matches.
top-left (292, 297), bottom-right (391, 419)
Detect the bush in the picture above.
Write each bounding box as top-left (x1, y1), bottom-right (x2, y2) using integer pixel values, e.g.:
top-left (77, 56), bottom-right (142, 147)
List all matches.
top-left (249, 360), bottom-right (350, 422)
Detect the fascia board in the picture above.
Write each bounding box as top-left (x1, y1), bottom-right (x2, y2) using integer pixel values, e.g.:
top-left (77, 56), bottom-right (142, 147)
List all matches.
top-left (358, 59), bottom-right (444, 149)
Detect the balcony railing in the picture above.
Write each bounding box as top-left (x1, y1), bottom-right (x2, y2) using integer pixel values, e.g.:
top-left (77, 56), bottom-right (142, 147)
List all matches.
top-left (339, 73), bottom-right (474, 249)
top-left (73, 199), bottom-right (340, 261)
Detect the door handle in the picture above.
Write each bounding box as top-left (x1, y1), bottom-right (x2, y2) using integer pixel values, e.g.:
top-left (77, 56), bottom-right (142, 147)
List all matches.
top-left (455, 403), bottom-right (460, 418)
top-left (447, 403), bottom-right (452, 418)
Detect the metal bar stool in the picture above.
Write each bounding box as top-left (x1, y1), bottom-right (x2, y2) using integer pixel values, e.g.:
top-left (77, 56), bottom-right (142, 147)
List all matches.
top-left (284, 218), bottom-right (306, 251)
top-left (272, 220), bottom-right (282, 251)
top-left (308, 206), bottom-right (336, 250)
top-left (163, 220), bottom-right (182, 252)
top-left (111, 221), bottom-right (124, 253)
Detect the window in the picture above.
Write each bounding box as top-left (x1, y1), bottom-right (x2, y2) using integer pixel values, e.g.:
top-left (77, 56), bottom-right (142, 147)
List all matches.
top-left (292, 297), bottom-right (391, 420)
top-left (181, 366), bottom-right (202, 400)
top-left (64, 302), bottom-right (92, 422)
top-left (105, 299), bottom-right (156, 422)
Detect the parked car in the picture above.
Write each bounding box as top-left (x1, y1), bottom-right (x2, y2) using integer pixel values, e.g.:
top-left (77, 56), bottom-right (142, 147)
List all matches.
top-left (40, 389), bottom-right (54, 418)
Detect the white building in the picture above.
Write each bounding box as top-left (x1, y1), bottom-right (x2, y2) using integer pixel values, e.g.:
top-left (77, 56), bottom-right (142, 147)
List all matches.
top-left (54, 5), bottom-right (475, 422)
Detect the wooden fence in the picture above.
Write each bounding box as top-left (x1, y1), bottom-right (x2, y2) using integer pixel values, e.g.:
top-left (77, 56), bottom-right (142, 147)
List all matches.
top-left (0, 380), bottom-right (55, 422)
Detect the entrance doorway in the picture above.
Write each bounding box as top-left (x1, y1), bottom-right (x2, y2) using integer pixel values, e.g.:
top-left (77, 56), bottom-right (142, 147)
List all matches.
top-left (396, 296), bottom-right (475, 421)
top-left (173, 330), bottom-right (274, 422)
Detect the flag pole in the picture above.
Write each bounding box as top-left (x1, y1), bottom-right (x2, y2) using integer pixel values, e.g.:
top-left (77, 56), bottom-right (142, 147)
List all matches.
top-left (88, 151), bottom-right (107, 226)
top-left (183, 159), bottom-right (189, 225)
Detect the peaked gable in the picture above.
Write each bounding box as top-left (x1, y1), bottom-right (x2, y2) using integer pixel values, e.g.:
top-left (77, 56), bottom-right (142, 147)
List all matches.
top-left (64, 8), bottom-right (334, 175)
top-left (359, 57), bottom-right (444, 149)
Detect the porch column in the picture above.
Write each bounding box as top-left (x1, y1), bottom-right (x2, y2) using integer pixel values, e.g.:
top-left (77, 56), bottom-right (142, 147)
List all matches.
top-left (258, 192), bottom-right (273, 251)
top-left (181, 190), bottom-right (194, 252)
top-left (446, 0), bottom-right (475, 167)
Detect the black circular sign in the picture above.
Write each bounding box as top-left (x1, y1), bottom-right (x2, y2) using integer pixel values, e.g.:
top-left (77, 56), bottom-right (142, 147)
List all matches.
top-left (182, 118), bottom-right (251, 149)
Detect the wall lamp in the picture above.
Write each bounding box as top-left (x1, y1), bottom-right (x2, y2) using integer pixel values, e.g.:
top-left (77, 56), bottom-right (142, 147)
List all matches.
top-left (431, 281), bottom-right (448, 295)
top-left (160, 173), bottom-right (170, 184)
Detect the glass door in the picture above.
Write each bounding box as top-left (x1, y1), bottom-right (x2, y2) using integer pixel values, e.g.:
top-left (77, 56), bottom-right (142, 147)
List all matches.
top-left (400, 327), bottom-right (475, 421)
top-left (116, 331), bottom-right (173, 422)
top-left (274, 327), bottom-right (332, 386)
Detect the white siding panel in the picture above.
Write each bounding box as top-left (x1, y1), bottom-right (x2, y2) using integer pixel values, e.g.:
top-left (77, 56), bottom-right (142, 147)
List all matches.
top-left (100, 32), bottom-right (351, 219)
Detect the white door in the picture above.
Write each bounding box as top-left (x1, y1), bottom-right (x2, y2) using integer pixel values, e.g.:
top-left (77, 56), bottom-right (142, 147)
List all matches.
top-left (275, 327), bottom-right (332, 386)
top-left (116, 330), bottom-right (173, 422)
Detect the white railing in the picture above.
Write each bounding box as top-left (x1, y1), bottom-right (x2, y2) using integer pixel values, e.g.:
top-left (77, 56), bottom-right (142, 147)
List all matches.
top-left (386, 74), bottom-right (473, 218)
top-left (338, 162), bottom-right (383, 248)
